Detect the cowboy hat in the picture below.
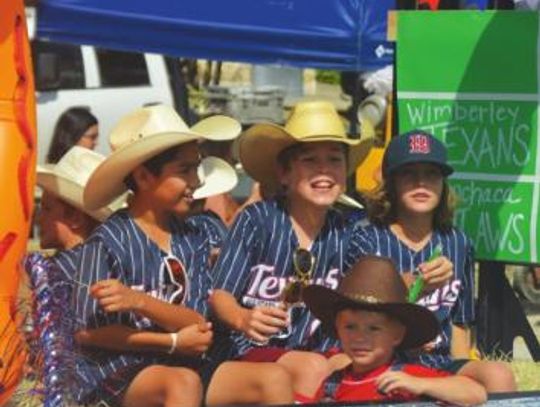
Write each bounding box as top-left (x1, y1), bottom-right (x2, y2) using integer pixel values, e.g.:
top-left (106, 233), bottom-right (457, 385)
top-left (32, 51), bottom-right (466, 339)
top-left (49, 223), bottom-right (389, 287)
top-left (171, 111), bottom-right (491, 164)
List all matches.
top-left (37, 146), bottom-right (125, 222)
top-left (83, 104), bottom-right (241, 210)
top-left (303, 255), bottom-right (439, 350)
top-left (238, 100), bottom-right (374, 191)
top-left (193, 156), bottom-right (238, 200)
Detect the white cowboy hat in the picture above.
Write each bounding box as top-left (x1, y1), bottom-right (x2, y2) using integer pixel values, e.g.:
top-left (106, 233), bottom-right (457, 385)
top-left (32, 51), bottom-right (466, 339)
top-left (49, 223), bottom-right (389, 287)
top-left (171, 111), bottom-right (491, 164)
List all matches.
top-left (37, 146), bottom-right (125, 222)
top-left (193, 156), bottom-right (238, 200)
top-left (238, 100), bottom-right (374, 192)
top-left (83, 104), bottom-right (241, 210)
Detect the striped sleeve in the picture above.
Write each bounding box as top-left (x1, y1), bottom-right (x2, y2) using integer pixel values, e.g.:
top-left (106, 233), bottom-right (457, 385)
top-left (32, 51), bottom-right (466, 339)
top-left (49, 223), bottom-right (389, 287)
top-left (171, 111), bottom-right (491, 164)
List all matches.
top-left (212, 207), bottom-right (260, 296)
top-left (343, 223), bottom-right (375, 271)
top-left (72, 238), bottom-right (127, 331)
top-left (451, 236), bottom-right (476, 326)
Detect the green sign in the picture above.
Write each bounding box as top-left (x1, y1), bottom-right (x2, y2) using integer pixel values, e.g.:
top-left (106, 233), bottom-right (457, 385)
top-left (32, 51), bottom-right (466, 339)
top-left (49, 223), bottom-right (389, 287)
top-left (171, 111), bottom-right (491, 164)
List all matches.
top-left (397, 11), bottom-right (540, 262)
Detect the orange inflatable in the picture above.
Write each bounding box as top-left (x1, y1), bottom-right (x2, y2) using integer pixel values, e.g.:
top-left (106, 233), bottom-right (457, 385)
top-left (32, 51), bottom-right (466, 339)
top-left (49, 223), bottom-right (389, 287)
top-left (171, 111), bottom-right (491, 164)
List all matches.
top-left (0, 0), bottom-right (36, 404)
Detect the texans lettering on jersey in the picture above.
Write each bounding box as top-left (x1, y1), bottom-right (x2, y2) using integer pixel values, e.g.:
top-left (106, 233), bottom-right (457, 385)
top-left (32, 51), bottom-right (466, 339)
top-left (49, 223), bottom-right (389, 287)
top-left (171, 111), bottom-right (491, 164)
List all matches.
top-left (213, 199), bottom-right (358, 356)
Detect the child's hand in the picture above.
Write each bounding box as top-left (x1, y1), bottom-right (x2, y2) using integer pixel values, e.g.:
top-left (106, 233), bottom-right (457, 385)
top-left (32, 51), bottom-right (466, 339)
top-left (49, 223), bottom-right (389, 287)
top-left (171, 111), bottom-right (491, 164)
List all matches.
top-left (91, 279), bottom-right (145, 312)
top-left (239, 305), bottom-right (288, 343)
top-left (376, 371), bottom-right (425, 397)
top-left (418, 255), bottom-right (453, 293)
top-left (175, 322), bottom-right (213, 356)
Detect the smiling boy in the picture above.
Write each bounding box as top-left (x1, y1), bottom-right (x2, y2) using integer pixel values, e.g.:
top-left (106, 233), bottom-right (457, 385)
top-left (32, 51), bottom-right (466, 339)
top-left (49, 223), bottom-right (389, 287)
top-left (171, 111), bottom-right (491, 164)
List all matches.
top-left (73, 105), bottom-right (293, 406)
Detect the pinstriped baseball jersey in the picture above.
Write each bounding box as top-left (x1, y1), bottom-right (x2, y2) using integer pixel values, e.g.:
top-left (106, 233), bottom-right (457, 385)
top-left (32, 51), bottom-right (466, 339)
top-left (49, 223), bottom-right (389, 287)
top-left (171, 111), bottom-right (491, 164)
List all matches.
top-left (212, 198), bottom-right (360, 358)
top-left (187, 210), bottom-right (228, 250)
top-left (71, 209), bottom-right (212, 403)
top-left (54, 244), bottom-right (83, 280)
top-left (349, 224), bottom-right (475, 369)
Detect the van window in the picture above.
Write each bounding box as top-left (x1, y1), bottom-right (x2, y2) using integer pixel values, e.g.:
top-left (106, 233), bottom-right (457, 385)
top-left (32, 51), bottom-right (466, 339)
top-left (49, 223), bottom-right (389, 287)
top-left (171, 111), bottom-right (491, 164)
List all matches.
top-left (95, 49), bottom-right (150, 87)
top-left (32, 40), bottom-right (85, 91)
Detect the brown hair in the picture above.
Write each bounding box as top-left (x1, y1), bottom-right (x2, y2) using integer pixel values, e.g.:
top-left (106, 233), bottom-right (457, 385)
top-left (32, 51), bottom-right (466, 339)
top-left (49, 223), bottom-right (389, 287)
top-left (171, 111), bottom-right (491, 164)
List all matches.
top-left (364, 176), bottom-right (457, 232)
top-left (47, 107), bottom-right (98, 163)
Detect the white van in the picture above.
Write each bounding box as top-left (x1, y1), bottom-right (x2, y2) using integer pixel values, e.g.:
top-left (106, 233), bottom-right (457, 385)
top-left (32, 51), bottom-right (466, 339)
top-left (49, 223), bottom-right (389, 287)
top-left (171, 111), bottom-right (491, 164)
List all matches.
top-left (31, 39), bottom-right (178, 164)
top-left (27, 7), bottom-right (183, 164)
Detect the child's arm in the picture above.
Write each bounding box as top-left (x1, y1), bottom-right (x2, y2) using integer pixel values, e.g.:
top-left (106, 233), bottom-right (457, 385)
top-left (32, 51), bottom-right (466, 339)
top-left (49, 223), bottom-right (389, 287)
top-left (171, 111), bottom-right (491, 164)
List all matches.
top-left (91, 279), bottom-right (205, 332)
top-left (451, 324), bottom-right (472, 359)
top-left (210, 289), bottom-right (288, 343)
top-left (75, 322), bottom-right (212, 356)
top-left (376, 371), bottom-right (487, 406)
top-left (210, 207), bottom-right (288, 342)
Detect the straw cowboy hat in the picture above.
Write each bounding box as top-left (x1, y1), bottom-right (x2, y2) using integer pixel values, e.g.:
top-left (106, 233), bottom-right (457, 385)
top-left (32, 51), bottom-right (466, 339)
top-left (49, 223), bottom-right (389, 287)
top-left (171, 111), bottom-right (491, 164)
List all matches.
top-left (37, 146), bottom-right (125, 222)
top-left (84, 105), bottom-right (241, 210)
top-left (193, 156), bottom-right (238, 200)
top-left (303, 255), bottom-right (440, 350)
top-left (238, 100), bottom-right (374, 192)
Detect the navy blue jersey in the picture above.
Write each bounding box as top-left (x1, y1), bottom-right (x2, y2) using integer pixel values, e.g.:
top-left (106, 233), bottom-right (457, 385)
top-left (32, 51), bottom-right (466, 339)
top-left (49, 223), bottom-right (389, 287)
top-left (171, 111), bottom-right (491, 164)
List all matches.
top-left (339, 207), bottom-right (368, 229)
top-left (71, 209), bottom-right (213, 403)
top-left (212, 198), bottom-right (359, 357)
top-left (187, 210), bottom-right (228, 250)
top-left (54, 244), bottom-right (83, 280)
top-left (349, 223), bottom-right (475, 369)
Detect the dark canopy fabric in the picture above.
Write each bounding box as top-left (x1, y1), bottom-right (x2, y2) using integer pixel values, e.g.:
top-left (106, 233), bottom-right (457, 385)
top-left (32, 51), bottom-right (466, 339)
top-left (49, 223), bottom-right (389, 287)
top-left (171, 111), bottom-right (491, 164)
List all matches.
top-left (36, 0), bottom-right (395, 71)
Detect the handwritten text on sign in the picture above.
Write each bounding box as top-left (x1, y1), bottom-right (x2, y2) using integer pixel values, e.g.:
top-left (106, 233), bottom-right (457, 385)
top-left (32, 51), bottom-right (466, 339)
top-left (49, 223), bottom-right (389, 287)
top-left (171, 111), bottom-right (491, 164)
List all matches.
top-left (399, 99), bottom-right (538, 261)
top-left (403, 100), bottom-right (536, 175)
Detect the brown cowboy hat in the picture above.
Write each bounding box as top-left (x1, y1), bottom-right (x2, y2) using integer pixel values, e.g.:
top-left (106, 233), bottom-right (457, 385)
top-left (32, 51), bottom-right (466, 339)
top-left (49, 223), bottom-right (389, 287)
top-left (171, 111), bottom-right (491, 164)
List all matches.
top-left (238, 100), bottom-right (374, 192)
top-left (303, 256), bottom-right (439, 349)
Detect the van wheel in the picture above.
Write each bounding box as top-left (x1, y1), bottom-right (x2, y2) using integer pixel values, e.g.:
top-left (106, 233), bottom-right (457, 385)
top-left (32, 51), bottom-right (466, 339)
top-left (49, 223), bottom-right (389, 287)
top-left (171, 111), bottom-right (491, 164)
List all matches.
top-left (514, 266), bottom-right (540, 304)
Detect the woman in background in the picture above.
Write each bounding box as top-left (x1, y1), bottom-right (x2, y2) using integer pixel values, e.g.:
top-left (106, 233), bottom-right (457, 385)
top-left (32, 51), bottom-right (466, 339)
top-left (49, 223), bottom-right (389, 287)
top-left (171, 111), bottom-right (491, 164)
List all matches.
top-left (46, 107), bottom-right (99, 163)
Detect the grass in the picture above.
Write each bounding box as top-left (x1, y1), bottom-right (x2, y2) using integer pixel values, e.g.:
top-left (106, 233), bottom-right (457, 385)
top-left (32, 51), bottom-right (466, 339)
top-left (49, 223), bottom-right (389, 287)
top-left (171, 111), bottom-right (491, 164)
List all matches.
top-left (511, 360), bottom-right (540, 391)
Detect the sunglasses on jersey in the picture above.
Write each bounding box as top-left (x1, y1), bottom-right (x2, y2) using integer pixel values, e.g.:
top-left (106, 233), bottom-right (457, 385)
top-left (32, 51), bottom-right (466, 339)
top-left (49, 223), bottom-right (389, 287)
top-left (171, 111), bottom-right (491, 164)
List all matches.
top-left (163, 256), bottom-right (190, 305)
top-left (282, 248), bottom-right (315, 305)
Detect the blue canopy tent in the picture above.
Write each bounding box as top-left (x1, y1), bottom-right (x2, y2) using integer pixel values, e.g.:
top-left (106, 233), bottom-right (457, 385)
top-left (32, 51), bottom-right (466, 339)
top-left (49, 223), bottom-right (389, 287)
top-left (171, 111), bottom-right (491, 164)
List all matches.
top-left (36, 0), bottom-right (395, 71)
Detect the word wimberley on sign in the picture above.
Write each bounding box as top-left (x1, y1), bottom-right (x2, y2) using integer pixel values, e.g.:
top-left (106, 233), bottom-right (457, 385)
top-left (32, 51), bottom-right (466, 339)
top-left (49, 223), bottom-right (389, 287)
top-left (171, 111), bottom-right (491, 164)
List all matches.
top-left (396, 11), bottom-right (540, 263)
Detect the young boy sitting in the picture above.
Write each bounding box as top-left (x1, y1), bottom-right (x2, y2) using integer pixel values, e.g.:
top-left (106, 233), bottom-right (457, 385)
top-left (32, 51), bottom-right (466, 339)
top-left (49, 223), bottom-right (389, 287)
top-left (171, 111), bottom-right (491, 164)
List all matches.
top-left (74, 105), bottom-right (293, 406)
top-left (303, 255), bottom-right (487, 405)
top-left (36, 145), bottom-right (124, 262)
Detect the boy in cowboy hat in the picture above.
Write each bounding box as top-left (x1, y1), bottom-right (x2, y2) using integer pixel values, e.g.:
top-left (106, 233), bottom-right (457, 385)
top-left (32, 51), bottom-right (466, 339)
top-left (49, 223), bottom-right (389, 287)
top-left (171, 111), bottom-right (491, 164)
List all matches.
top-left (36, 146), bottom-right (124, 273)
top-left (210, 100), bottom-right (377, 401)
top-left (303, 256), bottom-right (487, 405)
top-left (73, 105), bottom-right (294, 406)
top-left (28, 146), bottom-right (125, 394)
top-left (37, 146), bottom-right (122, 252)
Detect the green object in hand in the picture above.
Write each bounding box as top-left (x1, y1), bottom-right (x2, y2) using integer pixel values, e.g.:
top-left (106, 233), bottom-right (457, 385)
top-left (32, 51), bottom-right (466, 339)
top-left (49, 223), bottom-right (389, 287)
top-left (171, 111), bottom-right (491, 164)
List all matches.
top-left (408, 244), bottom-right (443, 303)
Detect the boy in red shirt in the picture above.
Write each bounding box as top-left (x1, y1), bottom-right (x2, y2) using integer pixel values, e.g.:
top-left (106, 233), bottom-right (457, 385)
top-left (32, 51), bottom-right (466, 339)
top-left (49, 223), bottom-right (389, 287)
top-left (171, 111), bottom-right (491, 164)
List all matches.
top-left (303, 256), bottom-right (487, 405)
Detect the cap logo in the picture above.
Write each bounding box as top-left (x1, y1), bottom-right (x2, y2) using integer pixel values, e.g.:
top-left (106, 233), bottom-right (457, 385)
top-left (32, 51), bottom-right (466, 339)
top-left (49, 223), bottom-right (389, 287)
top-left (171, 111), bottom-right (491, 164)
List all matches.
top-left (408, 133), bottom-right (431, 154)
